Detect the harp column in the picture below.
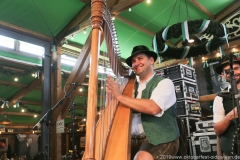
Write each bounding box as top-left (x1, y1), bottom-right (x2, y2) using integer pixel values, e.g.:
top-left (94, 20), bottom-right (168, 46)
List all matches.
top-left (85, 0), bottom-right (104, 159)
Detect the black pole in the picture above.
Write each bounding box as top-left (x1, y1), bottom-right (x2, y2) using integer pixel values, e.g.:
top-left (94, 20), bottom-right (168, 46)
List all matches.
top-left (229, 53), bottom-right (240, 156)
top-left (69, 90), bottom-right (76, 159)
top-left (41, 43), bottom-right (52, 160)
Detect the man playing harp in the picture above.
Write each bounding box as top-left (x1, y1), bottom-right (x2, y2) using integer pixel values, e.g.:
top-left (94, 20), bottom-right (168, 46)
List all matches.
top-left (106, 45), bottom-right (180, 160)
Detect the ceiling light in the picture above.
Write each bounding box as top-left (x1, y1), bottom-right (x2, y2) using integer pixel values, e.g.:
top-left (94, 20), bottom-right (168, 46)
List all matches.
top-left (188, 39), bottom-right (194, 43)
top-left (13, 101), bottom-right (19, 108)
top-left (1, 102), bottom-right (4, 109)
top-left (182, 35), bottom-right (201, 46)
top-left (0, 114), bottom-right (12, 125)
top-left (1, 101), bottom-right (9, 108)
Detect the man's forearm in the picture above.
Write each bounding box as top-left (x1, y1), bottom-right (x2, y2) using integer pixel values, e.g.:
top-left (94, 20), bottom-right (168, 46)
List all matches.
top-left (214, 115), bottom-right (232, 135)
top-left (116, 94), bottom-right (161, 115)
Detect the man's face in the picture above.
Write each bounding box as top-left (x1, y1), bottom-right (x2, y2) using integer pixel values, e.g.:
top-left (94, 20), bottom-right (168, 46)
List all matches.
top-left (222, 63), bottom-right (240, 84)
top-left (131, 53), bottom-right (154, 76)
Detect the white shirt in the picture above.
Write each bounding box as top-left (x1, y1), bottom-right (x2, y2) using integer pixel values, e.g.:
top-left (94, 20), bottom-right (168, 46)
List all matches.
top-left (131, 73), bottom-right (177, 135)
top-left (213, 85), bottom-right (231, 123)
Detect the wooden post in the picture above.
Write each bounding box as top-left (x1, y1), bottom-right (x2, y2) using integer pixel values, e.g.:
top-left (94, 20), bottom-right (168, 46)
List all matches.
top-left (84, 0), bottom-right (104, 159)
top-left (51, 45), bottom-right (63, 160)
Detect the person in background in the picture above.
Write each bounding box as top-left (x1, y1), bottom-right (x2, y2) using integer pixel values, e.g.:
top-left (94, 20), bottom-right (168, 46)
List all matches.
top-left (19, 137), bottom-right (32, 160)
top-left (106, 45), bottom-right (180, 160)
top-left (213, 54), bottom-right (240, 158)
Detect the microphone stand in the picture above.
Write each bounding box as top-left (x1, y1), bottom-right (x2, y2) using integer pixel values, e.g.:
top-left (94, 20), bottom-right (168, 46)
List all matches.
top-left (69, 89), bottom-right (77, 160)
top-left (33, 83), bottom-right (80, 160)
top-left (229, 53), bottom-right (240, 155)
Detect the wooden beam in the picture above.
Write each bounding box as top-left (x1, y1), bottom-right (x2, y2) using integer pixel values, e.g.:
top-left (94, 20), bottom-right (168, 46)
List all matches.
top-left (154, 58), bottom-right (188, 69)
top-left (106, 0), bottom-right (121, 10)
top-left (21, 100), bottom-right (41, 106)
top-left (0, 80), bottom-right (28, 88)
top-left (59, 0), bottom-right (144, 42)
top-left (52, 32), bottom-right (92, 123)
top-left (190, 0), bottom-right (215, 19)
top-left (56, 5), bottom-right (91, 42)
top-left (214, 0), bottom-right (240, 21)
top-left (0, 20), bottom-right (52, 42)
top-left (1, 111), bottom-right (40, 117)
top-left (8, 78), bottom-right (42, 107)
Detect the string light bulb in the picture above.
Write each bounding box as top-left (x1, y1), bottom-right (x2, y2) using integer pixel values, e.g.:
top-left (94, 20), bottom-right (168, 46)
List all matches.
top-left (147, 0), bottom-right (151, 3)
top-left (71, 35), bottom-right (74, 40)
top-left (128, 7), bottom-right (131, 12)
top-left (1, 102), bottom-right (4, 109)
top-left (83, 30), bottom-right (86, 34)
top-left (112, 16), bottom-right (115, 20)
top-left (14, 78), bottom-right (18, 81)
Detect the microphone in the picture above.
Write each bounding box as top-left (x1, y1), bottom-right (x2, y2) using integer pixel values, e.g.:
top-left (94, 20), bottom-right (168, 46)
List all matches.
top-left (32, 122), bottom-right (41, 130)
top-left (68, 83), bottom-right (81, 86)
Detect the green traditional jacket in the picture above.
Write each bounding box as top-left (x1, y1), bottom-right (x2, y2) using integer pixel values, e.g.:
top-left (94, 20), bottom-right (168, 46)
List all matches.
top-left (217, 90), bottom-right (238, 155)
top-left (135, 74), bottom-right (180, 145)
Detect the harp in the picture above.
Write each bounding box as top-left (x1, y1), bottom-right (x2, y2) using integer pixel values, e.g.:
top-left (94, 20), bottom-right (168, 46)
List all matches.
top-left (83, 0), bottom-right (134, 159)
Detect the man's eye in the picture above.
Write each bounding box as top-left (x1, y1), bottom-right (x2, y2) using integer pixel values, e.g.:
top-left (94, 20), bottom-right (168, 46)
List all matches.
top-left (224, 70), bottom-right (230, 75)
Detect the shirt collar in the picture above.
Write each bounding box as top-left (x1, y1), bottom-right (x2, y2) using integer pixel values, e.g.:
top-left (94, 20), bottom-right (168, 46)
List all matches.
top-left (136, 73), bottom-right (155, 84)
top-left (228, 84), bottom-right (231, 92)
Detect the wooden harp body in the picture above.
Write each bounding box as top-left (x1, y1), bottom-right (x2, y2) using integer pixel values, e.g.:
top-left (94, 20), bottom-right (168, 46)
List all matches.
top-left (83, 0), bottom-right (133, 159)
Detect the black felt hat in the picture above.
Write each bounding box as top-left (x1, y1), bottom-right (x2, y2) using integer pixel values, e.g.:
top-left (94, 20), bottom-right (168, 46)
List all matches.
top-left (125, 45), bottom-right (157, 67)
top-left (215, 54), bottom-right (240, 74)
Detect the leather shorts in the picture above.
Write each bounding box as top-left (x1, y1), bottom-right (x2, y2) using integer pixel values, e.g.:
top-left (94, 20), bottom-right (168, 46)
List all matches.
top-left (131, 137), bottom-right (179, 160)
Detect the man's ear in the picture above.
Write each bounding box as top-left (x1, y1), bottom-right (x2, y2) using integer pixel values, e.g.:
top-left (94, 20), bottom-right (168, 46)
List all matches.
top-left (150, 57), bottom-right (155, 65)
top-left (221, 72), bottom-right (226, 78)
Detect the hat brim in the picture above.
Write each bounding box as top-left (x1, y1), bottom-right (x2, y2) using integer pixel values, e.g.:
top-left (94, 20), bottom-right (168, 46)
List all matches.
top-left (125, 50), bottom-right (158, 67)
top-left (215, 60), bottom-right (240, 74)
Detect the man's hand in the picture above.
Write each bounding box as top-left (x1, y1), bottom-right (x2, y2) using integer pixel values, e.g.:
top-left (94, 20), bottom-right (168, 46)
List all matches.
top-left (227, 107), bottom-right (239, 121)
top-left (106, 75), bottom-right (122, 100)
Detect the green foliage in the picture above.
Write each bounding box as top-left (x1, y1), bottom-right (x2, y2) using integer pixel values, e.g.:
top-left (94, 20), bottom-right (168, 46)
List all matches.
top-left (203, 67), bottom-right (213, 94)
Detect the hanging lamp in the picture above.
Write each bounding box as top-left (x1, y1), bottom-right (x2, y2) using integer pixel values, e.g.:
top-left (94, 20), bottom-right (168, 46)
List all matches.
top-left (0, 114), bottom-right (12, 125)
